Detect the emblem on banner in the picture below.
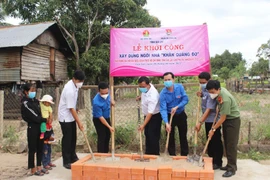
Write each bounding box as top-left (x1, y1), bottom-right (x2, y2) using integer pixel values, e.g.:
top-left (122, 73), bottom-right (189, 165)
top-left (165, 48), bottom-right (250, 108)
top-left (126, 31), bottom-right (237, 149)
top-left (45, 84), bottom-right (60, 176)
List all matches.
top-left (166, 29), bottom-right (172, 35)
top-left (143, 30), bottom-right (150, 37)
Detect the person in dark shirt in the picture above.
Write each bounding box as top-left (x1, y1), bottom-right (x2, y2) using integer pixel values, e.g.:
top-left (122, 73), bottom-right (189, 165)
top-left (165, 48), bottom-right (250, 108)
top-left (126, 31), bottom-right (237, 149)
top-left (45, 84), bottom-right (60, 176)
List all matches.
top-left (21, 83), bottom-right (49, 176)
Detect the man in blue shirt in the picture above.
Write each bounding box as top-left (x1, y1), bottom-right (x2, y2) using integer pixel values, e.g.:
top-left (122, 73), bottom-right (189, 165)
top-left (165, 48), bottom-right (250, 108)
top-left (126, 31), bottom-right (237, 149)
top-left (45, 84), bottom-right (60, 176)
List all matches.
top-left (195, 72), bottom-right (223, 170)
top-left (160, 72), bottom-right (189, 156)
top-left (92, 82), bottom-right (114, 153)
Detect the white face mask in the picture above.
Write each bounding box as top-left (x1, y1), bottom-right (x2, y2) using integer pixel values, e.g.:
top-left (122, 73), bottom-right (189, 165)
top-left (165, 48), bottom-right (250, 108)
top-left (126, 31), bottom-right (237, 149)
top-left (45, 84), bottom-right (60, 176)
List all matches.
top-left (76, 82), bottom-right (83, 89)
top-left (101, 94), bottom-right (109, 99)
top-left (209, 93), bottom-right (218, 99)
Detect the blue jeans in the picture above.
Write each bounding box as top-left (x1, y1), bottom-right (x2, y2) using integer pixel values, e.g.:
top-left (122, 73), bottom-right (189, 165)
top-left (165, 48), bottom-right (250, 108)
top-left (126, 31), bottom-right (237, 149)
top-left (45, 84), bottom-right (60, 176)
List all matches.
top-left (42, 144), bottom-right (51, 167)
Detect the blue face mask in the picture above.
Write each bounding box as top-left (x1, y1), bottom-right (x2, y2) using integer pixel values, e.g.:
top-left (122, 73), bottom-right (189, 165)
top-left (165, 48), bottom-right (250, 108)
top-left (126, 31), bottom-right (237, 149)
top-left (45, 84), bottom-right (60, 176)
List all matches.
top-left (164, 81), bottom-right (173, 88)
top-left (200, 83), bottom-right (207, 89)
top-left (139, 88), bottom-right (148, 93)
top-left (28, 92), bottom-right (36, 99)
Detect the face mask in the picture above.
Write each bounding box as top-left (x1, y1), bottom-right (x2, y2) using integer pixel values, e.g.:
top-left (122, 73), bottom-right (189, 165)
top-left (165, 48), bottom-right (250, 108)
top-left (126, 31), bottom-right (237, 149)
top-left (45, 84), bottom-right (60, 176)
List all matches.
top-left (209, 93), bottom-right (218, 99)
top-left (139, 88), bottom-right (148, 93)
top-left (28, 92), bottom-right (36, 99)
top-left (164, 81), bottom-right (173, 88)
top-left (76, 82), bottom-right (83, 89)
top-left (200, 83), bottom-right (207, 89)
top-left (101, 94), bottom-right (109, 99)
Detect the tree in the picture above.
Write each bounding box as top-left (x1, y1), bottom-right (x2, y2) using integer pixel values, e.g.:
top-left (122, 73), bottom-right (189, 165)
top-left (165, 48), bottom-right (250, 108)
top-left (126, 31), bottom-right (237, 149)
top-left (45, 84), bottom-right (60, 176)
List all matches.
top-left (257, 39), bottom-right (270, 60)
top-left (3, 0), bottom-right (160, 84)
top-left (210, 50), bottom-right (246, 80)
top-left (249, 58), bottom-right (268, 78)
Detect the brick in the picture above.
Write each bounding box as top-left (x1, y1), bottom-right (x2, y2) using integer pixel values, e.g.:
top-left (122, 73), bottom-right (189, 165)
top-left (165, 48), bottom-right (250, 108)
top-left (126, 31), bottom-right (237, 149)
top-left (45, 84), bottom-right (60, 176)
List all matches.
top-left (94, 153), bottom-right (112, 157)
top-left (186, 170), bottom-right (200, 178)
top-left (145, 174), bottom-right (158, 180)
top-left (72, 175), bottom-right (83, 180)
top-left (145, 167), bottom-right (158, 175)
top-left (185, 178), bottom-right (200, 180)
top-left (115, 153), bottom-right (133, 159)
top-left (83, 170), bottom-right (95, 177)
top-left (202, 157), bottom-right (212, 162)
top-left (84, 164), bottom-right (98, 172)
top-left (172, 169), bottom-right (186, 177)
top-left (159, 166), bottom-right (172, 173)
top-left (105, 165), bottom-right (119, 173)
top-left (200, 178), bottom-right (214, 180)
top-left (159, 173), bottom-right (172, 180)
top-left (131, 166), bottom-right (144, 174)
top-left (131, 174), bottom-right (144, 180)
top-left (119, 173), bottom-right (131, 180)
top-left (172, 156), bottom-right (187, 160)
top-left (172, 178), bottom-right (186, 180)
top-left (199, 170), bottom-right (214, 178)
top-left (82, 176), bottom-right (96, 180)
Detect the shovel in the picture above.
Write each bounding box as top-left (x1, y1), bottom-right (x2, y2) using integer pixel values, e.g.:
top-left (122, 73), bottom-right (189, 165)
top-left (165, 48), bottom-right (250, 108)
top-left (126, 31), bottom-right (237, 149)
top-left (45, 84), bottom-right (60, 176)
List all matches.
top-left (134, 88), bottom-right (149, 162)
top-left (82, 131), bottom-right (96, 162)
top-left (187, 86), bottom-right (201, 163)
top-left (105, 83), bottom-right (120, 161)
top-left (198, 107), bottom-right (219, 167)
top-left (160, 113), bottom-right (174, 161)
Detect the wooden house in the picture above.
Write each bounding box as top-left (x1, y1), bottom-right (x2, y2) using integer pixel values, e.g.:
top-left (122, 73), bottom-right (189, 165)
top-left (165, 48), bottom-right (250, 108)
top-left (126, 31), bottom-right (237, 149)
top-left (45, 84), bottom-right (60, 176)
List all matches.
top-left (0, 22), bottom-right (73, 83)
top-left (0, 22), bottom-right (73, 120)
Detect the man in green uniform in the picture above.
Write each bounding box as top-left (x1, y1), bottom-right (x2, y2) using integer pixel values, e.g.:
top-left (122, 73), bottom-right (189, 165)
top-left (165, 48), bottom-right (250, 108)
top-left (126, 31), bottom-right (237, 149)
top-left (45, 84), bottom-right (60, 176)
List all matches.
top-left (206, 80), bottom-right (240, 178)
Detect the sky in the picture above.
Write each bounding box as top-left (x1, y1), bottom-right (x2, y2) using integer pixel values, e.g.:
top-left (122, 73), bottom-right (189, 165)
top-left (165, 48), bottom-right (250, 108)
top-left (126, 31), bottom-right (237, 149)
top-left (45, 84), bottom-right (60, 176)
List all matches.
top-left (145, 0), bottom-right (270, 68)
top-left (4, 0), bottom-right (270, 68)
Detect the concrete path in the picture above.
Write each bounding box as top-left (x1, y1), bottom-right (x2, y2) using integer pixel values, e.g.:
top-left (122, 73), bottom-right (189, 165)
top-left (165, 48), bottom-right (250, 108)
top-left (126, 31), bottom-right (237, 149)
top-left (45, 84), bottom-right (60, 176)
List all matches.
top-left (24, 154), bottom-right (270, 180)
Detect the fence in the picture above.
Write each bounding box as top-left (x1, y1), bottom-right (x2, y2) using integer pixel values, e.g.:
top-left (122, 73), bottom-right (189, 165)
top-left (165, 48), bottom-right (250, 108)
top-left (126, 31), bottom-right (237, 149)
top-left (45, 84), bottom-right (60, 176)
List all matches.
top-left (1, 82), bottom-right (270, 153)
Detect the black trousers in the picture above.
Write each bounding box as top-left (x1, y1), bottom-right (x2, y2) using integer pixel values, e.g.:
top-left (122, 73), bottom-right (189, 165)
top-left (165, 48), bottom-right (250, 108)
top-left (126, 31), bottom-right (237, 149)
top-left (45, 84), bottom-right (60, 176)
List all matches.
top-left (168, 111), bottom-right (189, 156)
top-left (223, 117), bottom-right (241, 172)
top-left (144, 113), bottom-right (162, 155)
top-left (93, 117), bottom-right (111, 153)
top-left (205, 122), bottom-right (223, 166)
top-left (60, 121), bottom-right (78, 165)
top-left (27, 124), bottom-right (44, 169)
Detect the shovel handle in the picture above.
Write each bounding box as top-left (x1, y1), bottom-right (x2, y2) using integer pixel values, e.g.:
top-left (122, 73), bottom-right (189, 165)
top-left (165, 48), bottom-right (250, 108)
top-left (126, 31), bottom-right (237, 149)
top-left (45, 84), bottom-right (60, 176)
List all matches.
top-left (83, 131), bottom-right (96, 161)
top-left (110, 77), bottom-right (116, 156)
top-left (164, 114), bottom-right (174, 154)
top-left (195, 85), bottom-right (201, 145)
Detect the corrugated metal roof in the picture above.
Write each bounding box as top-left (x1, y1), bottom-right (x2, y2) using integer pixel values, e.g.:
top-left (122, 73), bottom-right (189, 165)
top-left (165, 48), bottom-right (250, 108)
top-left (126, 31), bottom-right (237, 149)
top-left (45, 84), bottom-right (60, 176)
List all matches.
top-left (0, 22), bottom-right (55, 48)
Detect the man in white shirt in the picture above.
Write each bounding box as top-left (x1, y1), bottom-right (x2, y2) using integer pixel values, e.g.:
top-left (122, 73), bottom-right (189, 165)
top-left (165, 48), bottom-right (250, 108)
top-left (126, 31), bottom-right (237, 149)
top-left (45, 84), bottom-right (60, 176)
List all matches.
top-left (137, 76), bottom-right (162, 155)
top-left (58, 70), bottom-right (85, 169)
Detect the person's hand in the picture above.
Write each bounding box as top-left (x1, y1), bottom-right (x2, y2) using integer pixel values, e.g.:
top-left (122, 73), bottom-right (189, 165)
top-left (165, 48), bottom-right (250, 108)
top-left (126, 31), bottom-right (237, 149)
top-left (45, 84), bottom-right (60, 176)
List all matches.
top-left (208, 129), bottom-right (215, 139)
top-left (171, 106), bottom-right (178, 115)
top-left (109, 126), bottom-right (115, 133)
top-left (78, 122), bottom-right (84, 131)
top-left (136, 96), bottom-right (141, 101)
top-left (196, 91), bottom-right (202, 97)
top-left (165, 123), bottom-right (171, 133)
top-left (111, 100), bottom-right (116, 106)
top-left (195, 123), bottom-right (202, 132)
top-left (138, 124), bottom-right (145, 132)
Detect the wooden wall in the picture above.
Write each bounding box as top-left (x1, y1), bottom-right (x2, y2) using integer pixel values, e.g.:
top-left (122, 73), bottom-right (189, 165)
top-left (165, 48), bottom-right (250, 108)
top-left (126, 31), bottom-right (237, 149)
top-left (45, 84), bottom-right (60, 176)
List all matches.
top-left (0, 48), bottom-right (20, 82)
top-left (21, 43), bottom-right (50, 81)
top-left (55, 50), bottom-right (68, 81)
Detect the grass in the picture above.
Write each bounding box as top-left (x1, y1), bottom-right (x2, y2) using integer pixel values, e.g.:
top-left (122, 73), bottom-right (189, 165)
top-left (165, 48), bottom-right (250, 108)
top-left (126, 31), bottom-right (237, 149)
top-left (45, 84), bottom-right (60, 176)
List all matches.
top-left (238, 149), bottom-right (270, 161)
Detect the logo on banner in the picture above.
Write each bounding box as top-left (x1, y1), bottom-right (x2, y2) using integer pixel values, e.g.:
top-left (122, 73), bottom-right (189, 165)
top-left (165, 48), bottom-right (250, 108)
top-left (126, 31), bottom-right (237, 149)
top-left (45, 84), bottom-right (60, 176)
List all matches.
top-left (143, 30), bottom-right (150, 37)
top-left (166, 29), bottom-right (172, 35)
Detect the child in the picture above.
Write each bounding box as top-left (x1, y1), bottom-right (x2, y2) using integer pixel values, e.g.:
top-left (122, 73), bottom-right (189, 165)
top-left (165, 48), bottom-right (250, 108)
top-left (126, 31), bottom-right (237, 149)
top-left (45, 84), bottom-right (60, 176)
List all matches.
top-left (40, 95), bottom-right (56, 170)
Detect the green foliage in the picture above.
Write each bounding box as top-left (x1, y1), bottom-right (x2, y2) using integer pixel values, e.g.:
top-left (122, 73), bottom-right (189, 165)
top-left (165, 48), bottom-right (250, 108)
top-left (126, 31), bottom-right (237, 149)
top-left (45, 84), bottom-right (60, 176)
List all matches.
top-left (257, 39), bottom-right (270, 59)
top-left (249, 58), bottom-right (269, 77)
top-left (115, 122), bottom-right (137, 148)
top-left (238, 149), bottom-right (270, 161)
top-left (2, 126), bottom-right (19, 152)
top-left (211, 50), bottom-right (246, 80)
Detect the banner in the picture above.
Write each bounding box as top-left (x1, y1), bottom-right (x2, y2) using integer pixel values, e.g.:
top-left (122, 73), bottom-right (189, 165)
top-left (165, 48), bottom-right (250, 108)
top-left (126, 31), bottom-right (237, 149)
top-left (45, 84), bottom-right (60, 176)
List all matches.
top-left (110, 25), bottom-right (210, 77)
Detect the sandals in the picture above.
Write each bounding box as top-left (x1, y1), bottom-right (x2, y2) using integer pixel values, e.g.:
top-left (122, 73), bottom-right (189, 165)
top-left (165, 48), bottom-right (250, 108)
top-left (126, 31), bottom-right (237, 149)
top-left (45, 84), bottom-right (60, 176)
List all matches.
top-left (31, 170), bottom-right (44, 176)
top-left (49, 162), bottom-right (56, 167)
top-left (44, 165), bottom-right (53, 170)
top-left (41, 168), bottom-right (49, 174)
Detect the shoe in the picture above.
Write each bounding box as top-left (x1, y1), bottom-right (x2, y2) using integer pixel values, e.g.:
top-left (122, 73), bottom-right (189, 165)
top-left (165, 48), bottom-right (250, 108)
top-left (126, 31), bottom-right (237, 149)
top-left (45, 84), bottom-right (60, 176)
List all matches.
top-left (63, 163), bottom-right (71, 169)
top-left (222, 171), bottom-right (235, 177)
top-left (71, 158), bottom-right (79, 163)
top-left (213, 164), bottom-right (222, 170)
top-left (220, 166), bottom-right (228, 171)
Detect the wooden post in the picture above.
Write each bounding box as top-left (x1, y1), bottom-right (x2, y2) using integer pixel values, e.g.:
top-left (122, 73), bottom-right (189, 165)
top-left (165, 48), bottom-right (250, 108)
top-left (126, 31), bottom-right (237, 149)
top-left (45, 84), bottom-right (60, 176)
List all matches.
top-left (248, 120), bottom-right (251, 150)
top-left (50, 48), bottom-right (55, 81)
top-left (36, 88), bottom-right (42, 100)
top-left (109, 76), bottom-right (116, 156)
top-left (54, 87), bottom-right (60, 118)
top-left (0, 90), bottom-right (4, 141)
